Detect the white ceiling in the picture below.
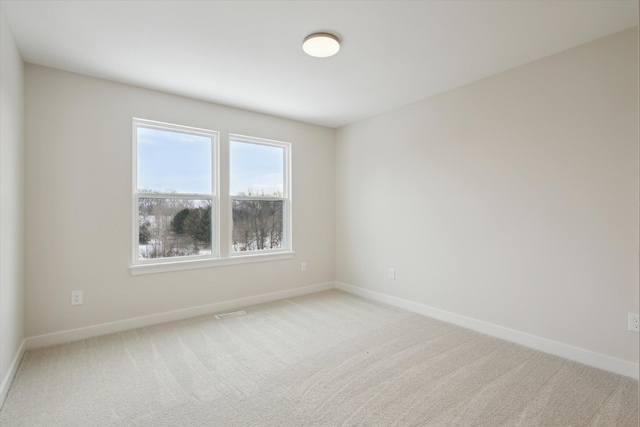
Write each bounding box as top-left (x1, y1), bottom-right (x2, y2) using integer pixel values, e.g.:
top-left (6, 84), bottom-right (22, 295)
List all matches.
top-left (1, 1), bottom-right (637, 128)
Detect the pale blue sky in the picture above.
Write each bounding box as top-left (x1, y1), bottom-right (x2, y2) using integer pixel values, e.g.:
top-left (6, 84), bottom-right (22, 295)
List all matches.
top-left (230, 141), bottom-right (283, 196)
top-left (137, 127), bottom-right (284, 196)
top-left (137, 127), bottom-right (212, 194)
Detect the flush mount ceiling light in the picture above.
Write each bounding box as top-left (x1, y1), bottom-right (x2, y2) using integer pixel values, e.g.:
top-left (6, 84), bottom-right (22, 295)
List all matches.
top-left (302, 33), bottom-right (340, 58)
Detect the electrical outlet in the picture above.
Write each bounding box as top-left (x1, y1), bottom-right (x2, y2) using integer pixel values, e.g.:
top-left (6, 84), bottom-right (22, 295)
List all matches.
top-left (388, 268), bottom-right (395, 280)
top-left (301, 262), bottom-right (307, 272)
top-left (628, 313), bottom-right (639, 332)
top-left (71, 290), bottom-right (83, 305)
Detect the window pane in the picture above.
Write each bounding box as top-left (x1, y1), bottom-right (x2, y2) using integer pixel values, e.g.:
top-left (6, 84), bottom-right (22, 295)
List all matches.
top-left (230, 141), bottom-right (284, 197)
top-left (137, 126), bottom-right (212, 194)
top-left (232, 200), bottom-right (284, 252)
top-left (139, 198), bottom-right (212, 259)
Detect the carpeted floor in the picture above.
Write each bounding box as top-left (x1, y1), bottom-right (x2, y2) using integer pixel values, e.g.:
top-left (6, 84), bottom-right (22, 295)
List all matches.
top-left (1, 290), bottom-right (637, 426)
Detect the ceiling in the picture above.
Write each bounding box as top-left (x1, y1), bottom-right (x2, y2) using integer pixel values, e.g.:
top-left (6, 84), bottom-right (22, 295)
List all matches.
top-left (1, 1), bottom-right (637, 128)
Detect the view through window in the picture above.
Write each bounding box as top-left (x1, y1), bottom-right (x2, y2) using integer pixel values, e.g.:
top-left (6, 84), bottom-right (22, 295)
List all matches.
top-left (133, 120), bottom-right (292, 269)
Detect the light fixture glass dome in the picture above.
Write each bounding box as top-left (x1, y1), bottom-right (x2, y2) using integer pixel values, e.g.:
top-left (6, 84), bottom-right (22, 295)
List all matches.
top-left (302, 33), bottom-right (340, 58)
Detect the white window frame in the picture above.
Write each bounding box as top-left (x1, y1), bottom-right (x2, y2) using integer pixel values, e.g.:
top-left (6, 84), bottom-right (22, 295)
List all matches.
top-left (131, 118), bottom-right (219, 268)
top-left (130, 121), bottom-right (294, 276)
top-left (229, 134), bottom-right (292, 256)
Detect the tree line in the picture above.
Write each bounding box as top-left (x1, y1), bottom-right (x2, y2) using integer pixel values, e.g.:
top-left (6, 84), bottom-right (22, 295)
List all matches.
top-left (139, 198), bottom-right (212, 258)
top-left (138, 192), bottom-right (284, 259)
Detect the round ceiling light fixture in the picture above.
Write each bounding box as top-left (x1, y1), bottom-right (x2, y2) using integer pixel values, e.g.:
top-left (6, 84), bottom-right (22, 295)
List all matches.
top-left (302, 33), bottom-right (340, 58)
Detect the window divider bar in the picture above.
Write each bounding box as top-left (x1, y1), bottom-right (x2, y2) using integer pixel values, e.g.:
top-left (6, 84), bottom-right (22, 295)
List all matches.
top-left (230, 196), bottom-right (286, 201)
top-left (137, 193), bottom-right (214, 200)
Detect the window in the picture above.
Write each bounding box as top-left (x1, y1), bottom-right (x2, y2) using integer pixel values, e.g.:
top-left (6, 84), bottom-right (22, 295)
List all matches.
top-left (131, 120), bottom-right (293, 275)
top-left (230, 135), bottom-right (291, 254)
top-left (133, 119), bottom-right (218, 264)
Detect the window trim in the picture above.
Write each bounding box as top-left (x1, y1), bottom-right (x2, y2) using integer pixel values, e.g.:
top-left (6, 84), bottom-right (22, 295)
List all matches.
top-left (129, 251), bottom-right (295, 275)
top-left (130, 122), bottom-right (295, 275)
top-left (131, 118), bottom-right (220, 266)
top-left (228, 134), bottom-right (292, 256)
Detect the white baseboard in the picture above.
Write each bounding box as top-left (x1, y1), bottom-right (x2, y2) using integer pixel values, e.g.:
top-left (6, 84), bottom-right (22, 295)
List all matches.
top-left (0, 339), bottom-right (25, 409)
top-left (335, 281), bottom-right (639, 380)
top-left (20, 280), bottom-right (640, 380)
top-left (25, 282), bottom-right (335, 350)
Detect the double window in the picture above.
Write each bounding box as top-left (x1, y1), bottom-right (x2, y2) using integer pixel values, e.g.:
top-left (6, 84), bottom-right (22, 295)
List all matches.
top-left (132, 119), bottom-right (291, 274)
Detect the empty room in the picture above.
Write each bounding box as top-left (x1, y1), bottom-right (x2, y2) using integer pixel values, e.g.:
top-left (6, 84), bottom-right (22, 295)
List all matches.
top-left (0, 1), bottom-right (638, 426)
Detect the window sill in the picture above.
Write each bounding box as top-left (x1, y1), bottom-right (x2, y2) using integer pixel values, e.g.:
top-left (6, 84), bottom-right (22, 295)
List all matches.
top-left (130, 251), bottom-right (295, 276)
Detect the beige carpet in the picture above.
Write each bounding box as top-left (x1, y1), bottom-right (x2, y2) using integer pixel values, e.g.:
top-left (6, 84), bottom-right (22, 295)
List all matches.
top-left (1, 290), bottom-right (637, 426)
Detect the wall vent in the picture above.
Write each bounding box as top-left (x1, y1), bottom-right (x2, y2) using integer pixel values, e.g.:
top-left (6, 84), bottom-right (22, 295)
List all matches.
top-left (215, 310), bottom-right (247, 320)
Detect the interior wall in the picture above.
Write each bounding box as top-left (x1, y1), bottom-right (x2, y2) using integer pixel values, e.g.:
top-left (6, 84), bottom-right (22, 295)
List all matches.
top-left (24, 65), bottom-right (335, 338)
top-left (336, 28), bottom-right (639, 363)
top-left (0, 9), bottom-right (25, 393)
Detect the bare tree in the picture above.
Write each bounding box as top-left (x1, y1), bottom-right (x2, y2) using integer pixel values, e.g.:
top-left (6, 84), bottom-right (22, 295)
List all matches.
top-left (232, 187), bottom-right (283, 252)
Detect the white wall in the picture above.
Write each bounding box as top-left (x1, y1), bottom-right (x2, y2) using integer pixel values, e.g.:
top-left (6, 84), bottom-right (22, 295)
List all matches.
top-left (0, 9), bottom-right (25, 402)
top-left (24, 65), bottom-right (335, 337)
top-left (336, 28), bottom-right (639, 364)
top-left (15, 21), bottom-right (640, 375)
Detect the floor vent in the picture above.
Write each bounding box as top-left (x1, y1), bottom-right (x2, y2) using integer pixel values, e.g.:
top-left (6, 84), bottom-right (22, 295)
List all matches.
top-left (215, 310), bottom-right (247, 320)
